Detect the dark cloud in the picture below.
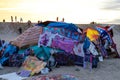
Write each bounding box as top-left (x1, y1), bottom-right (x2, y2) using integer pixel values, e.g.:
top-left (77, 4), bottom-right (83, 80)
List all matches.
top-left (101, 0), bottom-right (120, 10)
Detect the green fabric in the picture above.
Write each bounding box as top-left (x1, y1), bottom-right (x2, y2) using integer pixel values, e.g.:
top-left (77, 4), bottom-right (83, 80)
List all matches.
top-left (31, 45), bottom-right (63, 61)
top-left (18, 45), bottom-right (64, 61)
top-left (18, 49), bottom-right (26, 54)
top-left (30, 46), bottom-right (50, 61)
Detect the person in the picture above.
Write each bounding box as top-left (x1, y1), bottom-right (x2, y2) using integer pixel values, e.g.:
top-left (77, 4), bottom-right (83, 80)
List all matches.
top-left (20, 18), bottom-right (23, 23)
top-left (62, 18), bottom-right (64, 22)
top-left (15, 16), bottom-right (17, 22)
top-left (11, 16), bottom-right (13, 22)
top-left (18, 27), bottom-right (22, 34)
top-left (56, 17), bottom-right (59, 21)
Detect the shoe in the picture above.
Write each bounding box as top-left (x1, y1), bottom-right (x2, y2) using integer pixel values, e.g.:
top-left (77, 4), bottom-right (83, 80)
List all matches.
top-left (0, 64), bottom-right (4, 69)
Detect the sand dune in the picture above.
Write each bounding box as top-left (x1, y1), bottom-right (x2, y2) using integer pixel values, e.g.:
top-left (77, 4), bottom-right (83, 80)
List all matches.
top-left (0, 22), bottom-right (31, 41)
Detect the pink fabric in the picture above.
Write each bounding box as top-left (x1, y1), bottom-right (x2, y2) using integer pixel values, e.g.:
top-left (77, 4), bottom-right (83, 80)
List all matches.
top-left (39, 32), bottom-right (81, 55)
top-left (51, 36), bottom-right (78, 54)
top-left (58, 40), bottom-right (75, 53)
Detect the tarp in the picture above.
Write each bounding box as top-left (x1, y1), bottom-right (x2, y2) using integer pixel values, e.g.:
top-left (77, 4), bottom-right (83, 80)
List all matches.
top-left (86, 28), bottom-right (100, 41)
top-left (96, 26), bottom-right (113, 44)
top-left (36, 21), bottom-right (79, 32)
top-left (96, 26), bottom-right (119, 58)
top-left (31, 45), bottom-right (64, 61)
top-left (42, 27), bottom-right (81, 40)
top-left (47, 22), bottom-right (78, 32)
top-left (12, 26), bottom-right (42, 48)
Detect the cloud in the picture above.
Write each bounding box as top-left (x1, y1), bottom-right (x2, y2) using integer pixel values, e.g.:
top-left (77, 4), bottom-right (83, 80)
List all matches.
top-left (101, 0), bottom-right (120, 10)
top-left (106, 19), bottom-right (120, 24)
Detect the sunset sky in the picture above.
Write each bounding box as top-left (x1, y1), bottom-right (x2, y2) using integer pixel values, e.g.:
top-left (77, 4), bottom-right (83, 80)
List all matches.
top-left (0, 0), bottom-right (120, 24)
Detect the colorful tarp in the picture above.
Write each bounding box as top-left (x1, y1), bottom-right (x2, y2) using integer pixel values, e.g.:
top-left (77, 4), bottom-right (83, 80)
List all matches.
top-left (31, 45), bottom-right (64, 61)
top-left (86, 28), bottom-right (100, 41)
top-left (42, 27), bottom-right (81, 40)
top-left (22, 56), bottom-right (46, 76)
top-left (36, 21), bottom-right (79, 32)
top-left (96, 26), bottom-right (113, 45)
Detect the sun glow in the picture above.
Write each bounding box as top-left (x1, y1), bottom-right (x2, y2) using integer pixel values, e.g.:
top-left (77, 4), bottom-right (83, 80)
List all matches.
top-left (0, 0), bottom-right (119, 24)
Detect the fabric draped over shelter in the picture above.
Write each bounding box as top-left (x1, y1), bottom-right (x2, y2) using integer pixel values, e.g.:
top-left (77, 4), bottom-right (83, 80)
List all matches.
top-left (85, 28), bottom-right (100, 41)
top-left (36, 21), bottom-right (79, 32)
top-left (38, 25), bottom-right (84, 57)
top-left (12, 26), bottom-right (43, 48)
top-left (96, 26), bottom-right (113, 45)
top-left (22, 56), bottom-right (46, 76)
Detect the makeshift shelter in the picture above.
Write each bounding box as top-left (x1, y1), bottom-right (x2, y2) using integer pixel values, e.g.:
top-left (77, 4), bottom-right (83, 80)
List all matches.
top-left (96, 26), bottom-right (119, 58)
top-left (12, 26), bottom-right (42, 48)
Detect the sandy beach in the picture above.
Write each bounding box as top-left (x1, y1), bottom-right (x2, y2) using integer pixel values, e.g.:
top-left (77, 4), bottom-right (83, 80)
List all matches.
top-left (0, 22), bottom-right (120, 80)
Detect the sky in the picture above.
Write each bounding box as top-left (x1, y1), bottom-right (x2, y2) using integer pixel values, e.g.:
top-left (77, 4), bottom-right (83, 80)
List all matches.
top-left (0, 0), bottom-right (120, 24)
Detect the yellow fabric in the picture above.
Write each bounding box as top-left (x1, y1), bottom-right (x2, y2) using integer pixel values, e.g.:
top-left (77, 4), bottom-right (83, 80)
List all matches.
top-left (86, 28), bottom-right (100, 41)
top-left (22, 56), bottom-right (46, 76)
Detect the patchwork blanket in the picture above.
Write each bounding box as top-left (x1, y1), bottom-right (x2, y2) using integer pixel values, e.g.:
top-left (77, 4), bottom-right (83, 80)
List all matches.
top-left (22, 56), bottom-right (46, 76)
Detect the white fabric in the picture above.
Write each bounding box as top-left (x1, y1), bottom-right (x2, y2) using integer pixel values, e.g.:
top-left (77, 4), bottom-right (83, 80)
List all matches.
top-left (73, 43), bottom-right (84, 57)
top-left (89, 42), bottom-right (98, 56)
top-left (38, 32), bottom-right (63, 47)
top-left (41, 68), bottom-right (49, 75)
top-left (38, 31), bottom-right (51, 47)
top-left (0, 72), bottom-right (27, 80)
top-left (77, 28), bottom-right (82, 33)
top-left (99, 56), bottom-right (103, 61)
top-left (46, 33), bottom-right (57, 47)
top-left (0, 64), bottom-right (3, 69)
top-left (107, 25), bottom-right (115, 31)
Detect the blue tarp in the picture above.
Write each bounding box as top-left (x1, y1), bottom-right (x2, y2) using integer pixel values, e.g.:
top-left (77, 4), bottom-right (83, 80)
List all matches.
top-left (36, 21), bottom-right (78, 32)
top-left (47, 22), bottom-right (78, 32)
top-left (96, 27), bottom-right (112, 44)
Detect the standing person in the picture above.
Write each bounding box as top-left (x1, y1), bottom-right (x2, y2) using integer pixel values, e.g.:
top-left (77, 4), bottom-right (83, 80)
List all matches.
top-left (20, 18), bottom-right (23, 23)
top-left (18, 27), bottom-right (22, 34)
top-left (62, 18), bottom-right (64, 22)
top-left (11, 16), bottom-right (13, 22)
top-left (15, 16), bottom-right (17, 22)
top-left (27, 20), bottom-right (33, 27)
top-left (56, 17), bottom-right (59, 21)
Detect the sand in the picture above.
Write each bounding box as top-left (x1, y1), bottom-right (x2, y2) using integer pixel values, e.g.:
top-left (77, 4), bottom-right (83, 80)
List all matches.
top-left (0, 23), bottom-right (120, 80)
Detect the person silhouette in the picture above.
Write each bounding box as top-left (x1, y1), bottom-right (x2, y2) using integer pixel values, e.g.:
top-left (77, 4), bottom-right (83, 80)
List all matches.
top-left (18, 27), bottom-right (22, 34)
